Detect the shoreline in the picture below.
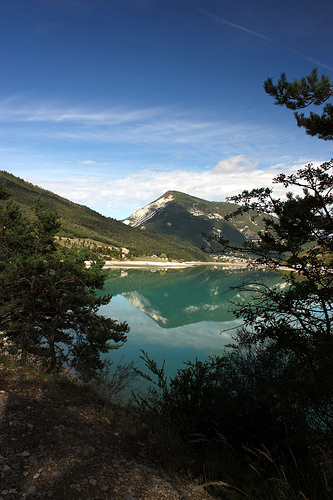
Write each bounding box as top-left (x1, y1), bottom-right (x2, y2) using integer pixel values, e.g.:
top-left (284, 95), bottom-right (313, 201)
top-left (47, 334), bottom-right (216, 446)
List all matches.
top-left (102, 260), bottom-right (249, 270)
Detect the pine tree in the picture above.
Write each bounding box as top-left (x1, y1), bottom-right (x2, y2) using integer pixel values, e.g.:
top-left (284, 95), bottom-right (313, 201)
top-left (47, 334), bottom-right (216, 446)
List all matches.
top-left (264, 67), bottom-right (333, 140)
top-left (226, 160), bottom-right (333, 434)
top-left (0, 188), bottom-right (128, 378)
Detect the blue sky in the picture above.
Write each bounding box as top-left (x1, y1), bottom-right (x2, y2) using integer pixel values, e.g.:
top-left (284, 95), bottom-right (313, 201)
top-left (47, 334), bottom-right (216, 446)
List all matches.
top-left (1, 0), bottom-right (332, 219)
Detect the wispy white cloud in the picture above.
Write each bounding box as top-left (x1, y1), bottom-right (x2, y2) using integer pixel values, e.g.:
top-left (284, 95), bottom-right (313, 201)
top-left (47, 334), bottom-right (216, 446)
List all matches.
top-left (212, 156), bottom-right (259, 173)
top-left (27, 156), bottom-right (321, 220)
top-left (1, 97), bottom-right (330, 219)
top-left (0, 97), bottom-right (166, 124)
top-left (3, 97), bottom-right (330, 168)
top-left (0, 96), bottom-right (282, 163)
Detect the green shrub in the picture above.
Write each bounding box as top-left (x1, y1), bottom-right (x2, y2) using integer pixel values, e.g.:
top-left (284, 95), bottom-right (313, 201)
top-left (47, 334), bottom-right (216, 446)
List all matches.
top-left (136, 350), bottom-right (332, 499)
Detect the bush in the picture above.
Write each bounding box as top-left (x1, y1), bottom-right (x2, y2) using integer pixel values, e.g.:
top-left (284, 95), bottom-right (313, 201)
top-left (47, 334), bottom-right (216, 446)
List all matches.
top-left (137, 348), bottom-right (332, 499)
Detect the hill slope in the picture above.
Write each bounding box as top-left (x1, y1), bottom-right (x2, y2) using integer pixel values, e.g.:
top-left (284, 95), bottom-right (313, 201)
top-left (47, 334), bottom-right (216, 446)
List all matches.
top-left (123, 190), bottom-right (265, 250)
top-left (0, 171), bottom-right (210, 261)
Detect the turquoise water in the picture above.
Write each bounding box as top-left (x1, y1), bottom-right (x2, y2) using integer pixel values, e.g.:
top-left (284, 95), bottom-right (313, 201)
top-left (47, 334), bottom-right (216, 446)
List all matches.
top-left (98, 266), bottom-right (280, 390)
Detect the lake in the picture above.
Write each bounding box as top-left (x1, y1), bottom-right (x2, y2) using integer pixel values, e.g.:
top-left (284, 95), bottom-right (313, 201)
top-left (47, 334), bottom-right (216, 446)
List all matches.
top-left (98, 265), bottom-right (280, 394)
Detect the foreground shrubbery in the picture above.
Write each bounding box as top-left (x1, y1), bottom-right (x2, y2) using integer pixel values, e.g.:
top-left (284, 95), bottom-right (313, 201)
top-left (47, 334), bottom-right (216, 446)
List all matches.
top-left (2, 341), bottom-right (330, 500)
top-left (136, 350), bottom-right (332, 499)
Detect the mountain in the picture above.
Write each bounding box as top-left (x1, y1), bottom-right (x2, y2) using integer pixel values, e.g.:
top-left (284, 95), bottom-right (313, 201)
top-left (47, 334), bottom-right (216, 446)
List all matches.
top-left (0, 171), bottom-right (210, 261)
top-left (123, 190), bottom-right (265, 251)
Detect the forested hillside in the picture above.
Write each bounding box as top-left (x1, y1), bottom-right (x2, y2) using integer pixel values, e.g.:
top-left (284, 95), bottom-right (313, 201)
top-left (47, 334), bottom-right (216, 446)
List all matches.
top-left (0, 171), bottom-right (210, 261)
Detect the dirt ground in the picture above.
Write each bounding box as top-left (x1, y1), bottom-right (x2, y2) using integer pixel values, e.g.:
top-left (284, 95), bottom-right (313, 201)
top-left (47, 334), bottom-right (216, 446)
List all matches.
top-left (0, 363), bottom-right (215, 500)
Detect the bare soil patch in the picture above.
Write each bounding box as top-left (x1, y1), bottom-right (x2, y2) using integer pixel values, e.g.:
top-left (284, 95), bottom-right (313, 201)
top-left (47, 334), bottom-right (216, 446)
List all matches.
top-left (0, 364), bottom-right (213, 500)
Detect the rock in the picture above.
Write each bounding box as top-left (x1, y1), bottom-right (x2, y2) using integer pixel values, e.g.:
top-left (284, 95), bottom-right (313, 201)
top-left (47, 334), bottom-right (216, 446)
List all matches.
top-left (29, 454), bottom-right (38, 464)
top-left (88, 478), bottom-right (97, 487)
top-left (51, 471), bottom-right (64, 481)
top-left (26, 485), bottom-right (37, 496)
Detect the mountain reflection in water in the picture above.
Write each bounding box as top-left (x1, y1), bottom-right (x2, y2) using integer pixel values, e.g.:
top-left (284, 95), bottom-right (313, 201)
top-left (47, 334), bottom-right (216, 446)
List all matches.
top-left (98, 266), bottom-right (281, 385)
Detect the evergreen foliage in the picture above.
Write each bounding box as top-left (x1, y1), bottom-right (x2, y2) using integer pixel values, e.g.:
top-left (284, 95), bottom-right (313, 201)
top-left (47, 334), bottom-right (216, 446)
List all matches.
top-left (264, 67), bottom-right (333, 140)
top-left (138, 161), bottom-right (333, 497)
top-left (0, 187), bottom-right (129, 379)
top-left (227, 159), bottom-right (333, 430)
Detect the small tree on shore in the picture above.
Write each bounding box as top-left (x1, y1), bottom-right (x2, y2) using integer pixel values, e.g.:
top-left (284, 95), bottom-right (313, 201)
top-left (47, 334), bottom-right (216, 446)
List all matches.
top-left (226, 160), bottom-right (333, 430)
top-left (0, 186), bottom-right (128, 378)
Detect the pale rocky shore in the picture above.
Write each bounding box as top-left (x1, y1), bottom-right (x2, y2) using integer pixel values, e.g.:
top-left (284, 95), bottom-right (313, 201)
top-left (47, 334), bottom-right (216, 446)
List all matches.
top-left (102, 260), bottom-right (248, 270)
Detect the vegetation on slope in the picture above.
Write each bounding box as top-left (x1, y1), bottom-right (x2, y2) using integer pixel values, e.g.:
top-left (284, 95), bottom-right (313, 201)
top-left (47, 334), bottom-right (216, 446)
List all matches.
top-left (0, 171), bottom-right (210, 261)
top-left (124, 190), bottom-right (267, 251)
